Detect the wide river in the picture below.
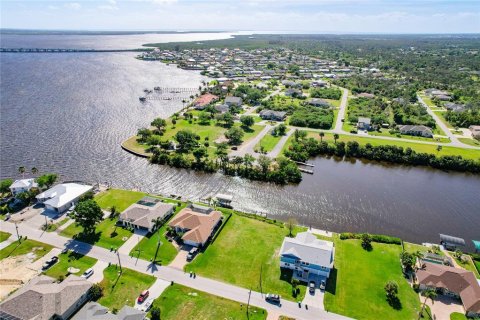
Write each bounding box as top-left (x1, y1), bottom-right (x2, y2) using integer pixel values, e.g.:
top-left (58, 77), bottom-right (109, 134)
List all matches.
top-left (1, 32), bottom-right (479, 249)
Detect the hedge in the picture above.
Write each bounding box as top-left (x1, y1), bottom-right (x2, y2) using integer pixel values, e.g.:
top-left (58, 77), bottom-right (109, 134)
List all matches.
top-left (340, 232), bottom-right (402, 245)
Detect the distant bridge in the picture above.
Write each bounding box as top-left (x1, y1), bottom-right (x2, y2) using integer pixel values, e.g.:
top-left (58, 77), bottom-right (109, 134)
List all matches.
top-left (0, 48), bottom-right (150, 53)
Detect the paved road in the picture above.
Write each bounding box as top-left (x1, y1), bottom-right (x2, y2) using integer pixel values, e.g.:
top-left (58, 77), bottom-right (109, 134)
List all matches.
top-left (0, 220), bottom-right (351, 320)
top-left (230, 124), bottom-right (272, 158)
top-left (333, 88), bottom-right (349, 133)
top-left (268, 129), bottom-right (295, 159)
top-left (417, 94), bottom-right (463, 147)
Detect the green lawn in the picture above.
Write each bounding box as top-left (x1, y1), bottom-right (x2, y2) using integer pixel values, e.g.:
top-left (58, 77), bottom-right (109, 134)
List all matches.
top-left (162, 119), bottom-right (226, 142)
top-left (95, 188), bottom-right (147, 212)
top-left (238, 123), bottom-right (265, 143)
top-left (187, 214), bottom-right (306, 301)
top-left (433, 111), bottom-right (453, 129)
top-left (45, 218), bottom-right (69, 232)
top-left (151, 284), bottom-right (267, 320)
top-left (368, 130), bottom-right (450, 143)
top-left (130, 202), bottom-right (187, 265)
top-left (450, 312), bottom-right (468, 320)
top-left (98, 265), bottom-right (156, 311)
top-left (60, 218), bottom-right (133, 250)
top-left (451, 254), bottom-right (480, 279)
top-left (459, 138), bottom-right (480, 147)
top-left (121, 135), bottom-right (151, 157)
top-left (44, 251), bottom-right (97, 280)
top-left (324, 238), bottom-right (421, 320)
top-left (0, 239), bottom-right (53, 261)
top-left (255, 131), bottom-right (282, 153)
top-left (296, 131), bottom-right (480, 160)
top-left (0, 231), bottom-right (11, 242)
top-left (404, 242), bottom-right (430, 254)
top-left (475, 260), bottom-right (480, 274)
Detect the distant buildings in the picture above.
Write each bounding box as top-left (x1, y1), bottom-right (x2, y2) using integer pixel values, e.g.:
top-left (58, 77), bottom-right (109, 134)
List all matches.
top-left (279, 231), bottom-right (335, 282)
top-left (397, 125), bottom-right (433, 138)
top-left (357, 117), bottom-right (371, 131)
top-left (469, 125), bottom-right (480, 139)
top-left (259, 110), bottom-right (287, 121)
top-left (357, 92), bottom-right (375, 99)
top-left (308, 98), bottom-right (331, 108)
top-left (9, 178), bottom-right (37, 196)
top-left (0, 275), bottom-right (92, 320)
top-left (119, 197), bottom-right (174, 233)
top-left (193, 93), bottom-right (219, 110)
top-left (224, 96), bottom-right (242, 107)
top-left (36, 183), bottom-right (93, 213)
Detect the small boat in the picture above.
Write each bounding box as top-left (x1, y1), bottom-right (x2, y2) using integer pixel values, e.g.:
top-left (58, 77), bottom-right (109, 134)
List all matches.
top-left (154, 87), bottom-right (161, 91)
top-left (143, 89), bottom-right (149, 93)
top-left (139, 97), bottom-right (146, 102)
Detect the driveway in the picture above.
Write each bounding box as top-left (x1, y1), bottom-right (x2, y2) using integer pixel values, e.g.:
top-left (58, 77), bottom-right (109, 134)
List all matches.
top-left (118, 229), bottom-right (148, 255)
top-left (302, 288), bottom-right (325, 310)
top-left (87, 260), bottom-right (109, 284)
top-left (268, 129), bottom-right (294, 159)
top-left (230, 124), bottom-right (272, 158)
top-left (333, 87), bottom-right (349, 132)
top-left (134, 278), bottom-right (171, 310)
top-left (168, 246), bottom-right (192, 270)
top-left (424, 294), bottom-right (464, 320)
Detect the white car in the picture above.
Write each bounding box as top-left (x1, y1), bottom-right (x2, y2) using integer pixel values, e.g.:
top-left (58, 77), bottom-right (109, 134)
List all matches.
top-left (81, 268), bottom-right (94, 279)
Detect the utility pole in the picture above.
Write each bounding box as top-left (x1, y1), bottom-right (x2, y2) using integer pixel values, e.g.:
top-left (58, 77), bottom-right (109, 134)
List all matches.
top-left (246, 288), bottom-right (251, 320)
top-left (259, 264), bottom-right (263, 296)
top-left (116, 250), bottom-right (123, 274)
top-left (153, 233), bottom-right (162, 263)
top-left (44, 215), bottom-right (48, 230)
top-left (14, 222), bottom-right (20, 242)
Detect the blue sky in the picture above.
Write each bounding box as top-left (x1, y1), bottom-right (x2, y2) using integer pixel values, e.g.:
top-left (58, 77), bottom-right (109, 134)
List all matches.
top-left (1, 0), bottom-right (479, 33)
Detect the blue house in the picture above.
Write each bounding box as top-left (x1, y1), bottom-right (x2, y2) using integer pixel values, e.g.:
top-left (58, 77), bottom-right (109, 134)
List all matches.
top-left (279, 231), bottom-right (334, 283)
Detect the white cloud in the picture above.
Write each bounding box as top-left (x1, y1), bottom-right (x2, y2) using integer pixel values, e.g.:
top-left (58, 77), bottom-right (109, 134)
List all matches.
top-left (48, 5), bottom-right (59, 10)
top-left (64, 2), bottom-right (81, 10)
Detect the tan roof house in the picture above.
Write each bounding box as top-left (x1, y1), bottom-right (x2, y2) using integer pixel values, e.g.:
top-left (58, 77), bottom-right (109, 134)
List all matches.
top-left (168, 204), bottom-right (222, 247)
top-left (416, 262), bottom-right (480, 317)
top-left (119, 198), bottom-right (174, 233)
top-left (0, 275), bottom-right (92, 320)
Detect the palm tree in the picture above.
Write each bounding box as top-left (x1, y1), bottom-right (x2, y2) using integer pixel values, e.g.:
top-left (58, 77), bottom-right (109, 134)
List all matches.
top-left (243, 154), bottom-right (255, 169)
top-left (31, 167), bottom-right (38, 176)
top-left (18, 166), bottom-right (26, 179)
top-left (333, 133), bottom-right (339, 144)
top-left (436, 145), bottom-right (442, 154)
top-left (319, 132), bottom-right (325, 142)
top-left (418, 289), bottom-right (437, 320)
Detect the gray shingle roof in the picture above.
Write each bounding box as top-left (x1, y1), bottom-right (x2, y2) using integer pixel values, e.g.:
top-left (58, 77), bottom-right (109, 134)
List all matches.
top-left (72, 302), bottom-right (146, 320)
top-left (119, 202), bottom-right (174, 230)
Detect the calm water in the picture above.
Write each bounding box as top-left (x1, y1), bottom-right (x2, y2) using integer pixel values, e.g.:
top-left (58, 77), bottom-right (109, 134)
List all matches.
top-left (1, 33), bottom-right (479, 249)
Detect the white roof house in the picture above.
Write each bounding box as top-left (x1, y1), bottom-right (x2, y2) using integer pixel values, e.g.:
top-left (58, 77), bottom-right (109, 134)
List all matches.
top-left (9, 178), bottom-right (38, 195)
top-left (36, 183), bottom-right (93, 212)
top-left (280, 231), bottom-right (334, 269)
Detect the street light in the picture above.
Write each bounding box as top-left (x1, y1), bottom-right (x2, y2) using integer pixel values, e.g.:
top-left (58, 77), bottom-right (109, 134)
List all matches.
top-left (14, 222), bottom-right (20, 242)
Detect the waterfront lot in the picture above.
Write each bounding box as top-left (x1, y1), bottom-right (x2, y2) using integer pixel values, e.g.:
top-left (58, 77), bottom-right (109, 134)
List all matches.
top-left (98, 265), bottom-right (156, 310)
top-left (0, 239), bottom-right (53, 260)
top-left (324, 237), bottom-right (421, 320)
top-left (255, 130), bottom-right (282, 153)
top-left (60, 217), bottom-right (133, 250)
top-left (43, 251), bottom-right (97, 280)
top-left (95, 188), bottom-right (147, 211)
top-left (151, 283), bottom-right (267, 320)
top-left (186, 213), bottom-right (306, 301)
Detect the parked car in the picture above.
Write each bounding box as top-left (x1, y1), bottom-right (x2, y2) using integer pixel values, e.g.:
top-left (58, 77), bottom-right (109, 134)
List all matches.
top-left (186, 248), bottom-right (198, 261)
top-left (265, 293), bottom-right (281, 304)
top-left (231, 146), bottom-right (238, 150)
top-left (320, 280), bottom-right (326, 291)
top-left (137, 290), bottom-right (149, 303)
top-left (309, 281), bottom-right (315, 293)
top-left (41, 256), bottom-right (58, 270)
top-left (81, 268), bottom-right (94, 279)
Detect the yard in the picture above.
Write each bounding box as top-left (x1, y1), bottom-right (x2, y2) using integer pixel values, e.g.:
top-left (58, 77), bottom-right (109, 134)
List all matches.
top-left (0, 231), bottom-right (11, 242)
top-left (98, 265), bottom-right (156, 311)
top-left (458, 137), bottom-right (480, 147)
top-left (186, 213), bottom-right (306, 301)
top-left (60, 217), bottom-right (133, 250)
top-left (240, 123), bottom-right (266, 143)
top-left (0, 239), bottom-right (53, 261)
top-left (121, 135), bottom-right (151, 157)
top-left (43, 251), bottom-right (97, 280)
top-left (451, 253), bottom-right (480, 279)
top-left (95, 188), bottom-right (147, 212)
top-left (151, 284), bottom-right (267, 320)
top-left (450, 312), bottom-right (468, 320)
top-left (323, 237), bottom-right (421, 320)
top-left (255, 130), bottom-right (282, 153)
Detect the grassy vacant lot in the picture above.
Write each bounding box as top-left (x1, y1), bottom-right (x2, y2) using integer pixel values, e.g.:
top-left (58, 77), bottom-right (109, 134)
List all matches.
top-left (162, 118), bottom-right (226, 141)
top-left (45, 218), bottom-right (69, 232)
top-left (44, 251), bottom-right (97, 280)
top-left (187, 214), bottom-right (306, 301)
top-left (240, 124), bottom-right (266, 143)
top-left (151, 284), bottom-right (267, 320)
top-left (130, 202), bottom-right (187, 265)
top-left (293, 131), bottom-right (480, 160)
top-left (121, 135), bottom-right (151, 157)
top-left (404, 242), bottom-right (430, 254)
top-left (450, 312), bottom-right (468, 320)
top-left (368, 130), bottom-right (450, 143)
top-left (60, 218), bottom-right (133, 250)
top-left (95, 188), bottom-right (147, 212)
top-left (433, 111), bottom-right (453, 129)
top-left (459, 137), bottom-right (480, 147)
top-left (0, 239), bottom-right (53, 261)
top-left (98, 265), bottom-right (156, 310)
top-left (255, 130), bottom-right (282, 153)
top-left (324, 238), bottom-right (421, 320)
top-left (0, 231), bottom-right (10, 242)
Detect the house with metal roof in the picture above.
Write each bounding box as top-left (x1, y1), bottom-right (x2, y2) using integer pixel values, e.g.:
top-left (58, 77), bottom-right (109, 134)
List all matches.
top-left (279, 231), bottom-right (335, 283)
top-left (36, 183), bottom-right (93, 214)
top-left (440, 234), bottom-right (466, 251)
top-left (9, 178), bottom-right (38, 196)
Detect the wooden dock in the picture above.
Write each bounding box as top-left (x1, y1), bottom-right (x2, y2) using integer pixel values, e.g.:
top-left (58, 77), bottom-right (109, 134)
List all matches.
top-left (299, 168), bottom-right (314, 174)
top-left (295, 161), bottom-right (315, 167)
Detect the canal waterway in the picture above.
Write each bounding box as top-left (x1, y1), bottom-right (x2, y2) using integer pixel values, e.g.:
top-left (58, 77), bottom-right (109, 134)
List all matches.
top-left (1, 32), bottom-right (479, 249)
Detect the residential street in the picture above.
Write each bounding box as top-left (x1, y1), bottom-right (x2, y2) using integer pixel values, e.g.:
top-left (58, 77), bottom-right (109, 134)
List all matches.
top-left (0, 220), bottom-right (352, 320)
top-left (268, 128), bottom-right (294, 158)
top-left (230, 124), bottom-right (273, 158)
top-left (333, 88), bottom-right (349, 133)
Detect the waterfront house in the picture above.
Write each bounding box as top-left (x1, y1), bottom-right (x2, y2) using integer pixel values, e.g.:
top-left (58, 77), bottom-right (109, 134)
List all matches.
top-left (279, 231), bottom-right (335, 283)
top-left (0, 275), bottom-right (92, 320)
top-left (72, 302), bottom-right (146, 320)
top-left (357, 117), bottom-right (371, 131)
top-left (416, 262), bottom-right (480, 318)
top-left (397, 125), bottom-right (433, 138)
top-left (259, 109), bottom-right (287, 121)
top-left (308, 98), bottom-right (331, 108)
top-left (420, 252), bottom-right (453, 266)
top-left (119, 197), bottom-right (174, 233)
top-left (224, 96), bottom-right (243, 107)
top-left (9, 178), bottom-right (38, 196)
top-left (193, 93), bottom-right (219, 110)
top-left (168, 204), bottom-right (222, 247)
top-left (440, 234), bottom-right (466, 251)
top-left (36, 183), bottom-right (93, 214)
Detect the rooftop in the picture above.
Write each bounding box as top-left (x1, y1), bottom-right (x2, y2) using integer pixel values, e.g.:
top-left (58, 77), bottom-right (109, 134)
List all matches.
top-left (280, 231), bottom-right (334, 268)
top-left (36, 183), bottom-right (93, 209)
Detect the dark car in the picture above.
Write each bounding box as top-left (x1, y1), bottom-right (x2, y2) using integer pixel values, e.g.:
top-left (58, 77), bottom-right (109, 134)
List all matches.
top-left (137, 290), bottom-right (149, 303)
top-left (231, 146), bottom-right (238, 150)
top-left (320, 280), bottom-right (326, 291)
top-left (42, 256), bottom-right (58, 270)
top-left (265, 293), bottom-right (281, 304)
top-left (309, 281), bottom-right (315, 293)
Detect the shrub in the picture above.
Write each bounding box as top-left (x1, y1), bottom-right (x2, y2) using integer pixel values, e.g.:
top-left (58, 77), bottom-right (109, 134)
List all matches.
top-left (340, 232), bottom-right (401, 245)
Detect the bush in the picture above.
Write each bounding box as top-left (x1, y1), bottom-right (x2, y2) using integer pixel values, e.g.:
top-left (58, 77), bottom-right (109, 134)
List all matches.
top-left (339, 232), bottom-right (402, 245)
top-left (89, 283), bottom-right (103, 300)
